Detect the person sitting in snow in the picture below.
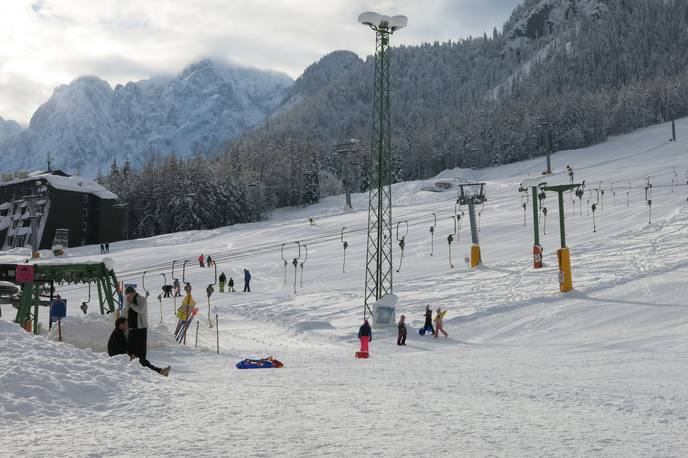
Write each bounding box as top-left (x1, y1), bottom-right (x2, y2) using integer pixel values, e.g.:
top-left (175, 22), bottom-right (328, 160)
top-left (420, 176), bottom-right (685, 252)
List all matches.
top-left (397, 315), bottom-right (407, 346)
top-left (108, 317), bottom-right (133, 359)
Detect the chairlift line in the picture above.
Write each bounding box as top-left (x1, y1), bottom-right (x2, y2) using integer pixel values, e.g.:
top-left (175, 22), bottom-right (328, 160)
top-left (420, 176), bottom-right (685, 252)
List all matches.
top-left (396, 221), bottom-right (408, 272)
top-left (429, 213), bottom-right (436, 256)
top-left (300, 244), bottom-right (308, 288)
top-left (341, 227), bottom-right (348, 273)
top-left (447, 216), bottom-right (457, 268)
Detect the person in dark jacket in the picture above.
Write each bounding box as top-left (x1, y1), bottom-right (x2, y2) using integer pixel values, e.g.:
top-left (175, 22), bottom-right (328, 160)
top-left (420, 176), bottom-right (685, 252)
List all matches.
top-left (358, 320), bottom-right (372, 353)
top-left (421, 304), bottom-right (435, 335)
top-left (207, 255), bottom-right (213, 267)
top-left (219, 272), bottom-right (227, 292)
top-left (243, 269), bottom-right (251, 292)
top-left (397, 315), bottom-right (407, 345)
top-left (122, 285), bottom-right (171, 376)
top-left (228, 277), bottom-right (235, 292)
top-left (108, 317), bottom-right (132, 358)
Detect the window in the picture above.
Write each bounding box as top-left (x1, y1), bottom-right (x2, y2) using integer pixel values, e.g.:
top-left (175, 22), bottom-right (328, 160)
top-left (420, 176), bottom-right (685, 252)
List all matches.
top-left (83, 195), bottom-right (88, 203)
top-left (83, 208), bottom-right (88, 217)
top-left (82, 222), bottom-right (87, 231)
top-left (22, 219), bottom-right (31, 228)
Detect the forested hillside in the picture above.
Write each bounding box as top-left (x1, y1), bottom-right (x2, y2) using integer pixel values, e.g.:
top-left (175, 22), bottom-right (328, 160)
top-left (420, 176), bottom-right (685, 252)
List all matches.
top-left (100, 0), bottom-right (688, 239)
top-left (218, 0), bottom-right (688, 210)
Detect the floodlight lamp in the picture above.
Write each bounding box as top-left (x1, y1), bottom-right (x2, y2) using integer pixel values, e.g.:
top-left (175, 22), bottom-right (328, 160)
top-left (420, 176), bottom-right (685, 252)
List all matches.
top-left (358, 12), bottom-right (407, 32)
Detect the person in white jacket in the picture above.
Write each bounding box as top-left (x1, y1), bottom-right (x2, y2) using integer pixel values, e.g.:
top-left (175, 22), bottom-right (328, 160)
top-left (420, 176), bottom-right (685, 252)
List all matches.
top-left (122, 285), bottom-right (170, 376)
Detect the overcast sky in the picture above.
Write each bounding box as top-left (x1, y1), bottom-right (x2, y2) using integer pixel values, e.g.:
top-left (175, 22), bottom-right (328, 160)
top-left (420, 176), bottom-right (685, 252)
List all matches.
top-left (1, 0), bottom-right (524, 127)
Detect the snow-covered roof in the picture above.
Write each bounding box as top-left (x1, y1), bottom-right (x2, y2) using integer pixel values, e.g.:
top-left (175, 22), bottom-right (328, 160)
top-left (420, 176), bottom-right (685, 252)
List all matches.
top-left (2, 171), bottom-right (117, 200)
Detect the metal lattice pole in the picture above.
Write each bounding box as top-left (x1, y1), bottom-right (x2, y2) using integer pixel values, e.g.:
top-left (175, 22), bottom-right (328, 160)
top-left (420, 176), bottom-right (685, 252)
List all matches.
top-left (364, 27), bottom-right (394, 319)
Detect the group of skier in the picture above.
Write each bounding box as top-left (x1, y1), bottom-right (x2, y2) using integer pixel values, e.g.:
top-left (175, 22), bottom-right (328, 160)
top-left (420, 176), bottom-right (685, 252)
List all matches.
top-left (358, 303), bottom-right (449, 353)
top-left (218, 269), bottom-right (251, 292)
top-left (197, 254), bottom-right (252, 293)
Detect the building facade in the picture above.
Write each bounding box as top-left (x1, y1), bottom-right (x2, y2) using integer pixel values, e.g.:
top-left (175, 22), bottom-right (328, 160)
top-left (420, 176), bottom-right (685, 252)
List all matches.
top-left (0, 171), bottom-right (122, 251)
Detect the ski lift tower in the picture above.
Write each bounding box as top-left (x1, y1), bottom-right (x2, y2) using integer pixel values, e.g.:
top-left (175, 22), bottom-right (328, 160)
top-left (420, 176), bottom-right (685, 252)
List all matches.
top-left (456, 183), bottom-right (487, 268)
top-left (521, 174), bottom-right (581, 292)
top-left (358, 12), bottom-right (407, 320)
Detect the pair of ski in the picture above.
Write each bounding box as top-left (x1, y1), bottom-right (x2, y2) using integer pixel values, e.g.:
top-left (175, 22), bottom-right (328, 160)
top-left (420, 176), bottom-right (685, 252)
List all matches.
top-left (175, 308), bottom-right (199, 343)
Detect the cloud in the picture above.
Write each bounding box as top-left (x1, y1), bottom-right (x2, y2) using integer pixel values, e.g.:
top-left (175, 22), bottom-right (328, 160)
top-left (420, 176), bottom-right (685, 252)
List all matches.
top-left (0, 0), bottom-right (523, 126)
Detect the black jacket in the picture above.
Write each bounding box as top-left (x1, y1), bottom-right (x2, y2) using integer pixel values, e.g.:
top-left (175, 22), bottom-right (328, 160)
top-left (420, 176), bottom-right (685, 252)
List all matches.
top-left (108, 328), bottom-right (128, 357)
top-left (219, 273), bottom-right (227, 283)
top-left (358, 322), bottom-right (372, 340)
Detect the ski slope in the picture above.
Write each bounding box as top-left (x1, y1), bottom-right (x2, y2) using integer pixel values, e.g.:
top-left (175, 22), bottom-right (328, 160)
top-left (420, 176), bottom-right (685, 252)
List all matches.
top-left (2, 119), bottom-right (688, 456)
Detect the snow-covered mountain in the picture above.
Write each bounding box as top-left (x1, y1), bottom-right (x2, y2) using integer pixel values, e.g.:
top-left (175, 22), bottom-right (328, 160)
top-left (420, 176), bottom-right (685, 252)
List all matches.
top-left (0, 59), bottom-right (293, 176)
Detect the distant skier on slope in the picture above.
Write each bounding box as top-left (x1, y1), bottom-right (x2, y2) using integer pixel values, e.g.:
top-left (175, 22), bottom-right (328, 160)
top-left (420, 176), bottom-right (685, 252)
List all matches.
top-left (219, 272), bottom-right (226, 292)
top-left (420, 304), bottom-right (435, 335)
top-left (434, 307), bottom-right (448, 339)
top-left (243, 269), bottom-right (251, 292)
top-left (199, 254), bottom-right (204, 267)
top-left (358, 319), bottom-right (372, 353)
top-left (397, 315), bottom-right (407, 345)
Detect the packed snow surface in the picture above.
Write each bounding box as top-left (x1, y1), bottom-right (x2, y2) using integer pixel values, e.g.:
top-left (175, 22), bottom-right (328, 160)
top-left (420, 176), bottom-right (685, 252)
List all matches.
top-left (2, 120), bottom-right (688, 456)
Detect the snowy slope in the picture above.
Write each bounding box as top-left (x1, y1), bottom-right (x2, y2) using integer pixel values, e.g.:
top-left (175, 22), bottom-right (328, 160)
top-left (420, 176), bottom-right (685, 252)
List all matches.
top-left (2, 119), bottom-right (688, 456)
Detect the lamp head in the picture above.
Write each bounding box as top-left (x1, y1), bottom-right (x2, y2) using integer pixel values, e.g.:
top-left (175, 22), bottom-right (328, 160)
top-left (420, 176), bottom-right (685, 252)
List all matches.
top-left (358, 12), bottom-right (407, 32)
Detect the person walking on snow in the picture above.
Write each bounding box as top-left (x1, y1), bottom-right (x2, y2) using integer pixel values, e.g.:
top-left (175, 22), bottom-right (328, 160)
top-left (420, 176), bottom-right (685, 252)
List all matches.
top-left (228, 277), bottom-right (235, 292)
top-left (434, 307), bottom-right (448, 339)
top-left (243, 269), bottom-right (251, 292)
top-left (421, 304), bottom-right (435, 335)
top-left (122, 285), bottom-right (171, 376)
top-left (397, 315), bottom-right (407, 345)
top-left (199, 254), bottom-right (204, 267)
top-left (100, 243), bottom-right (105, 254)
top-left (219, 272), bottom-right (226, 292)
top-left (207, 255), bottom-right (213, 267)
top-left (358, 319), bottom-right (372, 353)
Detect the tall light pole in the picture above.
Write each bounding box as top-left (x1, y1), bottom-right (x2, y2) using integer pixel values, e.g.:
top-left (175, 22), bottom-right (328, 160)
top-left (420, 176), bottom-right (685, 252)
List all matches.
top-left (358, 11), bottom-right (407, 319)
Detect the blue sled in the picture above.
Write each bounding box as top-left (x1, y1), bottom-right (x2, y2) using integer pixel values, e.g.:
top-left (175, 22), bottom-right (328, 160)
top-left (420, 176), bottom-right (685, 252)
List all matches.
top-left (236, 358), bottom-right (276, 369)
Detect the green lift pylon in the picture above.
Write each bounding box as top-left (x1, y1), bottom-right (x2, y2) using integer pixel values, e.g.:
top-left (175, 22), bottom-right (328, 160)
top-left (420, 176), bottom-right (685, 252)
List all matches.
top-left (10, 262), bottom-right (120, 334)
top-left (358, 12), bottom-right (408, 319)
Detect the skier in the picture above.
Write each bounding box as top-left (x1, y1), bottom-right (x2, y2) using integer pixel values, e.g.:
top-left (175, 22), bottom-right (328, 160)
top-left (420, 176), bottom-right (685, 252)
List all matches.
top-left (207, 255), bottom-right (213, 267)
top-left (397, 315), bottom-right (407, 345)
top-left (105, 241), bottom-right (110, 253)
top-left (243, 269), bottom-right (251, 292)
top-left (421, 304), bottom-right (435, 335)
top-left (100, 243), bottom-right (105, 254)
top-left (122, 285), bottom-right (171, 376)
top-left (228, 277), bottom-right (235, 292)
top-left (199, 254), bottom-right (204, 267)
top-left (434, 307), bottom-right (448, 339)
top-left (358, 319), bottom-right (372, 353)
top-left (219, 272), bottom-right (226, 292)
